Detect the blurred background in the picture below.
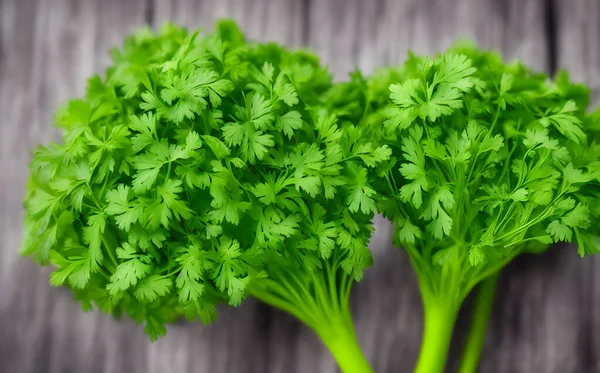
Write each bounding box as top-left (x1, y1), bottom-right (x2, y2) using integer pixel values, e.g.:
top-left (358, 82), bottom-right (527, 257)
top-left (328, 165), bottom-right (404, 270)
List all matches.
top-left (0, 0), bottom-right (599, 372)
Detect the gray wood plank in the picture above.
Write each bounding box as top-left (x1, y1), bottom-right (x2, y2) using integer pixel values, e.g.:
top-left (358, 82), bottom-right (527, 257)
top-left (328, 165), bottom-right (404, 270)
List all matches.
top-left (555, 0), bottom-right (600, 102)
top-left (152, 0), bottom-right (306, 47)
top-left (0, 3), bottom-right (50, 373)
top-left (307, 0), bottom-right (550, 81)
top-left (482, 248), bottom-right (593, 373)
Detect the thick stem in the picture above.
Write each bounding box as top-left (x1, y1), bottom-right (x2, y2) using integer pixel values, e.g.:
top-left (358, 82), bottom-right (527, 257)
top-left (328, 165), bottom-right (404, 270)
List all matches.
top-left (249, 263), bottom-right (373, 373)
top-left (317, 317), bottom-right (374, 373)
top-left (458, 273), bottom-right (499, 373)
top-left (414, 298), bottom-right (460, 373)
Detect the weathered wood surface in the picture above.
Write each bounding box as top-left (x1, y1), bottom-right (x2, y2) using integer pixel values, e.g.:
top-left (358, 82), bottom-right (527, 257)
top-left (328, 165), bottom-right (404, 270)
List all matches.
top-left (0, 0), bottom-right (597, 372)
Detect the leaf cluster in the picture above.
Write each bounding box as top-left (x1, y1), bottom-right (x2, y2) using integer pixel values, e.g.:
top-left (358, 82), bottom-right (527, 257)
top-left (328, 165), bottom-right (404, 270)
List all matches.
top-left (21, 21), bottom-right (389, 340)
top-left (330, 42), bottom-right (600, 300)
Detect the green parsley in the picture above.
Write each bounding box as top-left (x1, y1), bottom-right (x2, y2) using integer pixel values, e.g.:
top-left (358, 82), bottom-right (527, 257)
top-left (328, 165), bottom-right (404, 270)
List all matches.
top-left (329, 41), bottom-right (600, 373)
top-left (20, 20), bottom-right (389, 373)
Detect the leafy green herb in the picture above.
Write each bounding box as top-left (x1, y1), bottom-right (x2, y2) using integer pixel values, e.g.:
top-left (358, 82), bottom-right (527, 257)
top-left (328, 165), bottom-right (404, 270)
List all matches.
top-left (328, 41), bottom-right (600, 373)
top-left (21, 20), bottom-right (387, 372)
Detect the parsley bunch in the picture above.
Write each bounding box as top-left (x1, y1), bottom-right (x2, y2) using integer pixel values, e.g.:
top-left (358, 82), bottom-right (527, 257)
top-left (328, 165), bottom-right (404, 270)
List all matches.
top-left (21, 20), bottom-right (389, 372)
top-left (331, 42), bottom-right (600, 373)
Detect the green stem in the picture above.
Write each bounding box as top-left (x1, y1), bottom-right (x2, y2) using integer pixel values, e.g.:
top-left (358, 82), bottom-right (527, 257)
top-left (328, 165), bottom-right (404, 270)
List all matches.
top-left (414, 298), bottom-right (460, 373)
top-left (317, 317), bottom-right (373, 373)
top-left (253, 287), bottom-right (372, 373)
top-left (100, 236), bottom-right (118, 269)
top-left (458, 273), bottom-right (499, 373)
top-left (249, 257), bottom-right (373, 373)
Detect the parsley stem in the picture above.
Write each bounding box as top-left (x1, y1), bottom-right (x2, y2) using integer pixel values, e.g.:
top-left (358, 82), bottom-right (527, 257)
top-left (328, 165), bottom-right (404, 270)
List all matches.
top-left (491, 191), bottom-right (562, 244)
top-left (98, 266), bottom-right (112, 280)
top-left (317, 319), bottom-right (373, 373)
top-left (250, 287), bottom-right (318, 327)
top-left (86, 184), bottom-right (104, 210)
top-left (389, 172), bottom-right (400, 196)
top-left (384, 173), bottom-right (398, 196)
top-left (101, 236), bottom-right (119, 268)
top-left (99, 172), bottom-right (110, 198)
top-left (488, 101), bottom-right (502, 134)
top-left (164, 161), bottom-right (172, 184)
top-left (466, 250), bottom-right (518, 292)
top-left (263, 277), bottom-right (319, 320)
top-left (413, 295), bottom-right (460, 373)
top-left (493, 201), bottom-right (517, 235)
top-left (325, 253), bottom-right (342, 311)
top-left (458, 273), bottom-right (498, 373)
top-left (251, 258), bottom-right (372, 373)
top-left (404, 244), bottom-right (428, 278)
top-left (158, 268), bottom-right (181, 278)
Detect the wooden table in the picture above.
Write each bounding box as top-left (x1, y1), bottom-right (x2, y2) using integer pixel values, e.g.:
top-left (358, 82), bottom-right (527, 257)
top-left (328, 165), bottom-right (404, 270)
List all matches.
top-left (1, 0), bottom-right (598, 372)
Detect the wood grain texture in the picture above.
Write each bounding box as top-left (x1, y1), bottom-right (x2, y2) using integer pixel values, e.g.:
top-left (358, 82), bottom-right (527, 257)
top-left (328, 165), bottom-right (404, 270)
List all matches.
top-left (555, 0), bottom-right (600, 102)
top-left (152, 0), bottom-right (307, 48)
top-left (0, 2), bottom-right (152, 373)
top-left (0, 0), bottom-right (598, 372)
top-left (307, 0), bottom-right (550, 79)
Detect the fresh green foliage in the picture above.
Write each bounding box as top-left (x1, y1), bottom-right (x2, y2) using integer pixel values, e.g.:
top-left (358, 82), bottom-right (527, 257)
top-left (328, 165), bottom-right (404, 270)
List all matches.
top-left (21, 20), bottom-right (388, 356)
top-left (327, 41), bottom-right (600, 373)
